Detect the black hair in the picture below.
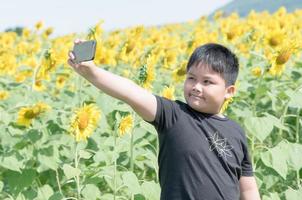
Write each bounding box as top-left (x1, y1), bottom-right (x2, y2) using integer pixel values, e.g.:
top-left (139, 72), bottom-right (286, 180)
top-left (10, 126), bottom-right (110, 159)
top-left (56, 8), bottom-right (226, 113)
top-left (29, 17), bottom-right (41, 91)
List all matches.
top-left (186, 43), bottom-right (239, 86)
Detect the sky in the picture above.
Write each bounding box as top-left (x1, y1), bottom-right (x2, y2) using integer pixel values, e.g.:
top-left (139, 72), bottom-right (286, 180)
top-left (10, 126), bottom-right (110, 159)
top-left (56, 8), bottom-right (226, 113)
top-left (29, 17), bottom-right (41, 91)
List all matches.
top-left (0, 0), bottom-right (232, 36)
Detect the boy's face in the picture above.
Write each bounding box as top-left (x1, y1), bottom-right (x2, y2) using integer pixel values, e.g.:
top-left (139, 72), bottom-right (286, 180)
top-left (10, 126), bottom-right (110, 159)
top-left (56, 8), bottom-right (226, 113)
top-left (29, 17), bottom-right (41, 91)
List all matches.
top-left (183, 63), bottom-right (235, 114)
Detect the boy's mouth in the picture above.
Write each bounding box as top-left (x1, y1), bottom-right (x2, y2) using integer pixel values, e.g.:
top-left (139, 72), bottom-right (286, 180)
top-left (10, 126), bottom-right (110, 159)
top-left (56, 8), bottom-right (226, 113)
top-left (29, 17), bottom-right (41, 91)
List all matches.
top-left (189, 94), bottom-right (204, 100)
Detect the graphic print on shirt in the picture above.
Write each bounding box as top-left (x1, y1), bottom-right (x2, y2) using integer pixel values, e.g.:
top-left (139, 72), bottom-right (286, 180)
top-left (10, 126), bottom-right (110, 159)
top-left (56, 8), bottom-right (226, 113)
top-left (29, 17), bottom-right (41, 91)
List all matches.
top-left (206, 131), bottom-right (234, 159)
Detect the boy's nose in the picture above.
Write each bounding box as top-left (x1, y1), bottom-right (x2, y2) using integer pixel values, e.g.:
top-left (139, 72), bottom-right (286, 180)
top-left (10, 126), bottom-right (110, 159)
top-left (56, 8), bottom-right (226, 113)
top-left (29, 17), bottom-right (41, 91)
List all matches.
top-left (192, 82), bottom-right (203, 92)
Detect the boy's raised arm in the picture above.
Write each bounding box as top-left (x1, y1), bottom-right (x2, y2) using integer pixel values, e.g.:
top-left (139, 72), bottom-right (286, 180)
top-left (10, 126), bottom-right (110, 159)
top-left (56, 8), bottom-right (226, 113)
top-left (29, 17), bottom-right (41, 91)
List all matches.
top-left (68, 43), bottom-right (157, 122)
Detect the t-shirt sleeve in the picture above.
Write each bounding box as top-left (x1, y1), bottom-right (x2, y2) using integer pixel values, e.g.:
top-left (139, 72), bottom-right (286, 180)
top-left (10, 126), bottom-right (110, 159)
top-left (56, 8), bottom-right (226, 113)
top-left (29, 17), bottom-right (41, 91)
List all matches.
top-left (144, 95), bottom-right (180, 133)
top-left (241, 134), bottom-right (254, 177)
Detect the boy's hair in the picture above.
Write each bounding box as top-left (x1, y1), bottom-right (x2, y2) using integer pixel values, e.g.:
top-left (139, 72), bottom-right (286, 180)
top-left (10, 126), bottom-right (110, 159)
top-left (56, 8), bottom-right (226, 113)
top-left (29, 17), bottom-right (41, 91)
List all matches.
top-left (186, 43), bottom-right (239, 86)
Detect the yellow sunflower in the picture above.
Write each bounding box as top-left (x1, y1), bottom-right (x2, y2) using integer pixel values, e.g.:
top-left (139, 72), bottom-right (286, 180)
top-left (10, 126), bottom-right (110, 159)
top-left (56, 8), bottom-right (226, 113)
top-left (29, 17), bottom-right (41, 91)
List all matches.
top-left (35, 21), bottom-right (44, 30)
top-left (251, 67), bottom-right (262, 77)
top-left (56, 75), bottom-right (67, 89)
top-left (265, 29), bottom-right (285, 48)
top-left (172, 61), bottom-right (187, 83)
top-left (161, 86), bottom-right (175, 100)
top-left (219, 82), bottom-right (238, 114)
top-left (269, 42), bottom-right (298, 76)
top-left (0, 91), bottom-right (9, 100)
top-left (138, 62), bottom-right (155, 90)
top-left (219, 97), bottom-right (233, 114)
top-left (17, 102), bottom-right (50, 127)
top-left (69, 104), bottom-right (101, 142)
top-left (118, 114), bottom-right (134, 136)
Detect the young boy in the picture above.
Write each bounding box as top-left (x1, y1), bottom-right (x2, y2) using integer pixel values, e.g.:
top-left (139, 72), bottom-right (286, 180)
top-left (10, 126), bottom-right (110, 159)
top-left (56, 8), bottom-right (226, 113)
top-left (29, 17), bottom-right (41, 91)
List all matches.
top-left (68, 40), bottom-right (261, 200)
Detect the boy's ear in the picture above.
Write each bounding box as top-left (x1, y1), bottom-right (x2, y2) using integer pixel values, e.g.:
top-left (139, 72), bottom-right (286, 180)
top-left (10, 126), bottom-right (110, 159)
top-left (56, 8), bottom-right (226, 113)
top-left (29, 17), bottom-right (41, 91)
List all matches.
top-left (224, 85), bottom-right (236, 99)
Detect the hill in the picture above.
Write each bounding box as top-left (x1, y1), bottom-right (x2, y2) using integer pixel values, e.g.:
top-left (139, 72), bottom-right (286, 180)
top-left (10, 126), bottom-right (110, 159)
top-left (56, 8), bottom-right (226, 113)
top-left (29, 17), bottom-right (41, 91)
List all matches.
top-left (211, 0), bottom-right (302, 17)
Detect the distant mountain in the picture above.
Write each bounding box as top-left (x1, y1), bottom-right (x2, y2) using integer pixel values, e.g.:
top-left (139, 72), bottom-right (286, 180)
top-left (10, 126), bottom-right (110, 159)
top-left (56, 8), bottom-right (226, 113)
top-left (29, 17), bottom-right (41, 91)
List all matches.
top-left (210, 0), bottom-right (302, 17)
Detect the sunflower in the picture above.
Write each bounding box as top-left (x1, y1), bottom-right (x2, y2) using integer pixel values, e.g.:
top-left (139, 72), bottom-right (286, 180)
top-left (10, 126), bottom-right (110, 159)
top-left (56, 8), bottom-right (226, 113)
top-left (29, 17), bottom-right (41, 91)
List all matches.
top-left (56, 75), bottom-right (67, 89)
top-left (118, 114), bottom-right (134, 136)
top-left (269, 42), bottom-right (298, 76)
top-left (17, 102), bottom-right (50, 127)
top-left (161, 86), bottom-right (175, 100)
top-left (172, 61), bottom-right (187, 83)
top-left (35, 21), bottom-right (44, 30)
top-left (0, 90), bottom-right (9, 100)
top-left (69, 104), bottom-right (101, 142)
top-left (137, 61), bottom-right (155, 90)
top-left (251, 67), bottom-right (262, 77)
top-left (219, 97), bottom-right (233, 114)
top-left (33, 80), bottom-right (46, 91)
top-left (265, 29), bottom-right (285, 48)
top-left (219, 82), bottom-right (238, 114)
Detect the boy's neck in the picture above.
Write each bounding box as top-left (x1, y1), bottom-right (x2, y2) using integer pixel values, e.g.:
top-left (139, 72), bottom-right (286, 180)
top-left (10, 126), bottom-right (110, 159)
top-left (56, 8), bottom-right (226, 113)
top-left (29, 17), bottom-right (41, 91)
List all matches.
top-left (215, 113), bottom-right (225, 118)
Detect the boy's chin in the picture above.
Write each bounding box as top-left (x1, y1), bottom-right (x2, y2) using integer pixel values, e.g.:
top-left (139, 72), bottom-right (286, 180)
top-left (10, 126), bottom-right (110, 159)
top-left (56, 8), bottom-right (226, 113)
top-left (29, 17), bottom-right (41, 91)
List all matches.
top-left (188, 102), bottom-right (206, 113)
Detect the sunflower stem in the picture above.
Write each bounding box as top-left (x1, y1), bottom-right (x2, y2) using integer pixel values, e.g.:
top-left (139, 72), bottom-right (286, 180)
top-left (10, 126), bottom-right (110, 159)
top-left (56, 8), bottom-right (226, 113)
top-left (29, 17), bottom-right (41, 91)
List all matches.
top-left (251, 70), bottom-right (264, 168)
top-left (55, 169), bottom-right (63, 196)
top-left (130, 130), bottom-right (134, 172)
top-left (74, 143), bottom-right (81, 199)
top-left (296, 108), bottom-right (301, 188)
top-left (130, 113), bottom-right (136, 172)
top-left (31, 50), bottom-right (47, 91)
top-left (296, 108), bottom-right (300, 143)
top-left (113, 130), bottom-right (117, 200)
top-left (77, 75), bottom-right (83, 106)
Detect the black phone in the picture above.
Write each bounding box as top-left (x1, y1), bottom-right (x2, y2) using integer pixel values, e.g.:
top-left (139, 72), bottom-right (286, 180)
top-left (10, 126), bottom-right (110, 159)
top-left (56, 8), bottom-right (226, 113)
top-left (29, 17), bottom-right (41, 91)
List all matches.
top-left (73, 40), bottom-right (97, 63)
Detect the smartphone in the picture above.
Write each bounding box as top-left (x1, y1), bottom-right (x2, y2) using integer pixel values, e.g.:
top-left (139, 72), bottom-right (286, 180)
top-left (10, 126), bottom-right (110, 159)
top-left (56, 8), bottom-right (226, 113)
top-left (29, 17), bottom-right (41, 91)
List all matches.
top-left (73, 40), bottom-right (97, 63)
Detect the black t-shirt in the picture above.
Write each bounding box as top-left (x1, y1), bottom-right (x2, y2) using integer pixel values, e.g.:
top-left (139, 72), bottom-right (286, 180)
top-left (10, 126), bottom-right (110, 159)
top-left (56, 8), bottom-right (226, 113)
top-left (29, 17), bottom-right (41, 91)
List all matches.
top-left (145, 95), bottom-right (253, 200)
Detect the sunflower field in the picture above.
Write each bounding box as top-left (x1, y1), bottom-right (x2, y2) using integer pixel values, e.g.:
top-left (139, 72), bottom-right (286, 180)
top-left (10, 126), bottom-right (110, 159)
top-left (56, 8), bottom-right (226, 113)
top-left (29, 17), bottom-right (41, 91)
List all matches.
top-left (0, 7), bottom-right (302, 200)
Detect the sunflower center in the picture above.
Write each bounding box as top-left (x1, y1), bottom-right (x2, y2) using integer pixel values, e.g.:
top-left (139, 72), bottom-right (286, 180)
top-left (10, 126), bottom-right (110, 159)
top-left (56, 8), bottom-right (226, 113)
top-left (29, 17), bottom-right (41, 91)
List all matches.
top-left (78, 112), bottom-right (89, 130)
top-left (276, 51), bottom-right (291, 65)
top-left (24, 110), bottom-right (36, 119)
top-left (269, 38), bottom-right (281, 47)
top-left (177, 68), bottom-right (186, 76)
top-left (226, 32), bottom-right (235, 40)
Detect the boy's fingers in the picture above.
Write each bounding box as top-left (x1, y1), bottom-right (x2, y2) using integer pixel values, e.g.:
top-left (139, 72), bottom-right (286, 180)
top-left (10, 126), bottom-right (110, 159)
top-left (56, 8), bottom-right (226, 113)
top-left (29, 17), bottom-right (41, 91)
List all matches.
top-left (68, 58), bottom-right (75, 66)
top-left (74, 38), bottom-right (81, 44)
top-left (68, 51), bottom-right (75, 60)
top-left (74, 38), bottom-right (86, 44)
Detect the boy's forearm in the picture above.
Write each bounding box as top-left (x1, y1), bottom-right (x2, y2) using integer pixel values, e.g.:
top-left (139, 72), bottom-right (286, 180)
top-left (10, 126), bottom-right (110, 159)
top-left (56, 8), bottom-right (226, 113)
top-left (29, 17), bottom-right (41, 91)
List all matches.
top-left (240, 189), bottom-right (261, 200)
top-left (77, 64), bottom-right (144, 104)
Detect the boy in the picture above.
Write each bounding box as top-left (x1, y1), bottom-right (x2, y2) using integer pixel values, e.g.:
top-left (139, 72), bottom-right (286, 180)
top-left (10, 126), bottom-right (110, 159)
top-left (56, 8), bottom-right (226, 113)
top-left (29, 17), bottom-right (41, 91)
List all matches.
top-left (68, 40), bottom-right (261, 200)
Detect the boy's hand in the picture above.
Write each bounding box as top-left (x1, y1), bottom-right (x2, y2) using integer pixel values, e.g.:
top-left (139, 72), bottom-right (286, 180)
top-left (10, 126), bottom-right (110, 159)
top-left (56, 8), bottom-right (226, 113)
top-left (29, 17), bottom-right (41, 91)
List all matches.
top-left (68, 39), bottom-right (96, 75)
top-left (67, 39), bottom-right (157, 122)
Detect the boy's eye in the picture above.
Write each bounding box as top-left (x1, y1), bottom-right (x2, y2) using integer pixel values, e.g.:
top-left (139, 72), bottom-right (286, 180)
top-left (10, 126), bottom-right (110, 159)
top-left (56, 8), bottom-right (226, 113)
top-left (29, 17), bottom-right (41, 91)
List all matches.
top-left (204, 80), bottom-right (212, 84)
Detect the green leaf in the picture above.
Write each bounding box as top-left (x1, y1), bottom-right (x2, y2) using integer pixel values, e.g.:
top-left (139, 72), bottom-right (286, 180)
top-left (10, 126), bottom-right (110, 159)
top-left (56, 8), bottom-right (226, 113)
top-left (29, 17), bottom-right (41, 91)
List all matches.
top-left (285, 187), bottom-right (302, 200)
top-left (122, 171), bottom-right (141, 195)
top-left (63, 164), bottom-right (81, 180)
top-left (288, 91), bottom-right (302, 108)
top-left (0, 155), bottom-right (23, 172)
top-left (244, 116), bottom-right (274, 142)
top-left (265, 113), bottom-right (289, 131)
top-left (27, 129), bottom-right (42, 143)
top-left (0, 109), bottom-right (11, 125)
top-left (4, 169), bottom-right (36, 195)
top-left (260, 140), bottom-right (289, 179)
top-left (262, 192), bottom-right (281, 200)
top-left (100, 193), bottom-right (114, 200)
top-left (93, 150), bottom-right (107, 163)
top-left (38, 154), bottom-right (59, 170)
top-left (49, 192), bottom-right (64, 200)
top-left (140, 121), bottom-right (157, 135)
top-left (79, 149), bottom-right (92, 159)
top-left (0, 181), bottom-right (3, 192)
top-left (81, 184), bottom-right (101, 200)
top-left (36, 185), bottom-right (54, 200)
top-left (288, 143), bottom-right (302, 171)
top-left (141, 181), bottom-right (160, 200)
